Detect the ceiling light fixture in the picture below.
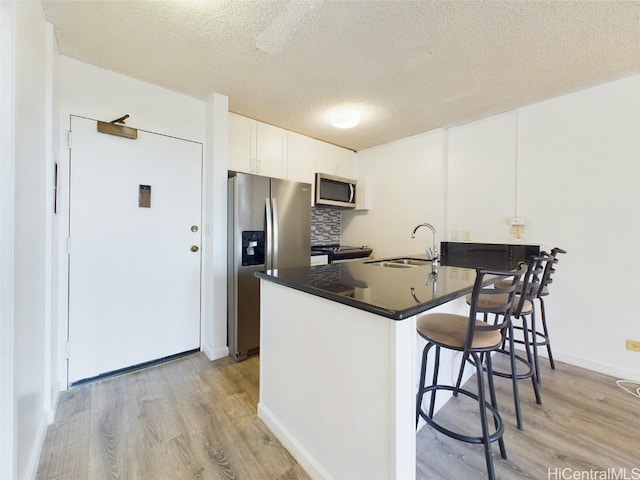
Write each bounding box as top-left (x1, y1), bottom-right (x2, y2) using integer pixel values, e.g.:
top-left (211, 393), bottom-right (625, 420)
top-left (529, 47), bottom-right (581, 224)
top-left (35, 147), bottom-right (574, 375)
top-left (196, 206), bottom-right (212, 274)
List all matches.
top-left (331, 107), bottom-right (361, 129)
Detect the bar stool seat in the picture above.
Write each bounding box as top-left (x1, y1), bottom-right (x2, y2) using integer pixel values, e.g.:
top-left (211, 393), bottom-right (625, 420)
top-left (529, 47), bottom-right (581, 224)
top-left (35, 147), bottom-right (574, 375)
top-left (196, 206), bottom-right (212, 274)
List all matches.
top-left (418, 313), bottom-right (502, 349)
top-left (416, 266), bottom-right (526, 480)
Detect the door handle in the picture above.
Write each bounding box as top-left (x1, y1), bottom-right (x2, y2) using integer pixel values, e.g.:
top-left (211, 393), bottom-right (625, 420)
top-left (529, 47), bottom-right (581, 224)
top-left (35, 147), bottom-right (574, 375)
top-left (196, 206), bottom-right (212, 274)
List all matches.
top-left (190, 245), bottom-right (199, 253)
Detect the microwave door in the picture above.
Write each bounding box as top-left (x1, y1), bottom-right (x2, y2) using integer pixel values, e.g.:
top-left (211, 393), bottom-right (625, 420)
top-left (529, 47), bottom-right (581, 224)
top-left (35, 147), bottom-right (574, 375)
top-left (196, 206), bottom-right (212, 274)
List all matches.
top-left (316, 173), bottom-right (356, 208)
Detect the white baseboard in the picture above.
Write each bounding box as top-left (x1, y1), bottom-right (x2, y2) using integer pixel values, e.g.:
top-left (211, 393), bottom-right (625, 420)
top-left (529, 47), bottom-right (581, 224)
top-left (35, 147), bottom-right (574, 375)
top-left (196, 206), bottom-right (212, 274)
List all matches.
top-left (25, 411), bottom-right (49, 480)
top-left (257, 402), bottom-right (332, 480)
top-left (202, 344), bottom-right (228, 361)
top-left (553, 351), bottom-right (640, 383)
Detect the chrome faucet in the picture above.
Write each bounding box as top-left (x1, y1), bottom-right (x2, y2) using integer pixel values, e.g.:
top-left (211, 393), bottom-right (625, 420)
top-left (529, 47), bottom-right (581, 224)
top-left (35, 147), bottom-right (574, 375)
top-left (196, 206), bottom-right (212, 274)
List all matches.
top-left (411, 223), bottom-right (438, 265)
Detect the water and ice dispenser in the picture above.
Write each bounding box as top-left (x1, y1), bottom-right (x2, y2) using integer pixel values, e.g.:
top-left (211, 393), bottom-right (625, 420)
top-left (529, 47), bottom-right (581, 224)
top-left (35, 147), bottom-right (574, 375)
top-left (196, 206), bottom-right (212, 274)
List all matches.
top-left (241, 230), bottom-right (265, 266)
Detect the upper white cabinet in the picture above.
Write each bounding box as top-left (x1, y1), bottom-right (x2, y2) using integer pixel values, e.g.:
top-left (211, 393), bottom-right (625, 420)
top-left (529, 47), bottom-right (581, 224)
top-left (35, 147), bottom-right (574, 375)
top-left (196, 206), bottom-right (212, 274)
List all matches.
top-left (228, 112), bottom-right (285, 178)
top-left (228, 112), bottom-right (253, 173)
top-left (256, 122), bottom-right (286, 178)
top-left (229, 112), bottom-right (357, 195)
top-left (315, 141), bottom-right (356, 179)
top-left (286, 131), bottom-right (316, 185)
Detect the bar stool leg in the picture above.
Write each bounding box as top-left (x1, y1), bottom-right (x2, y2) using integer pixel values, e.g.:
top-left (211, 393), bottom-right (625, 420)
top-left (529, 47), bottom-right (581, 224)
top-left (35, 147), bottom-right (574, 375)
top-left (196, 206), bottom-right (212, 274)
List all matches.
top-left (539, 297), bottom-right (556, 370)
top-left (416, 342), bottom-right (433, 426)
top-left (506, 320), bottom-right (524, 430)
top-left (471, 351), bottom-right (500, 480)
top-left (520, 313), bottom-right (542, 404)
top-left (428, 345), bottom-right (441, 418)
top-left (530, 304), bottom-right (543, 384)
top-left (485, 353), bottom-right (507, 460)
top-left (453, 352), bottom-right (468, 397)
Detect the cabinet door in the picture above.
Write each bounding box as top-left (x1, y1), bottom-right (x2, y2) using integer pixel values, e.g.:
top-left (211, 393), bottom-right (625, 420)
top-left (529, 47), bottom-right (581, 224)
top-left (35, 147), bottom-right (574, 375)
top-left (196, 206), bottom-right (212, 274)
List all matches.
top-left (286, 132), bottom-right (315, 184)
top-left (256, 122), bottom-right (285, 178)
top-left (228, 112), bottom-right (255, 173)
top-left (315, 141), bottom-right (356, 179)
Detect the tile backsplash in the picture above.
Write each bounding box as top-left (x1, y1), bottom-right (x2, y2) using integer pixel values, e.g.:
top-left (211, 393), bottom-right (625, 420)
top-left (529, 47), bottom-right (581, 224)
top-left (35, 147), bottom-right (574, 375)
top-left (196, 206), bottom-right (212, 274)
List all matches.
top-left (311, 207), bottom-right (341, 245)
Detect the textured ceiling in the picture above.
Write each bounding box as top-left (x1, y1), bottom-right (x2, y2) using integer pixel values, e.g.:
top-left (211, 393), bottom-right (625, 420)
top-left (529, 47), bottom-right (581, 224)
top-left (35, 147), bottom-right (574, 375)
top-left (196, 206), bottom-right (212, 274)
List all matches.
top-left (42, 0), bottom-right (640, 151)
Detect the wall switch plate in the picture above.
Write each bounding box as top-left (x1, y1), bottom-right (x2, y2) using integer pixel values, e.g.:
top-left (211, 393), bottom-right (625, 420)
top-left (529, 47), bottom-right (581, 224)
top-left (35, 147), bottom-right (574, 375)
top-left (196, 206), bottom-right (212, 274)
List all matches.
top-left (626, 339), bottom-right (640, 352)
top-left (509, 216), bottom-right (525, 226)
top-left (451, 230), bottom-right (459, 241)
top-left (462, 230), bottom-right (471, 241)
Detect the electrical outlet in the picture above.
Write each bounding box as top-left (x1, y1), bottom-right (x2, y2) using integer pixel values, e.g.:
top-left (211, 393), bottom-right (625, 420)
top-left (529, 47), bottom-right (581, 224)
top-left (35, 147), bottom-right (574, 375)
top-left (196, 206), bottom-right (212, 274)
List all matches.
top-left (451, 230), bottom-right (459, 241)
top-left (510, 225), bottom-right (525, 239)
top-left (462, 230), bottom-right (471, 241)
top-left (626, 339), bottom-right (640, 352)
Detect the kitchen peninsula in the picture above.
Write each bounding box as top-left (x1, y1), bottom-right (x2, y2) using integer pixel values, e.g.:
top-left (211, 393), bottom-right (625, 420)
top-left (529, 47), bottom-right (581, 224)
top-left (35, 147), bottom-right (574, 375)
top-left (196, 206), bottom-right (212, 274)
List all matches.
top-left (256, 244), bottom-right (538, 480)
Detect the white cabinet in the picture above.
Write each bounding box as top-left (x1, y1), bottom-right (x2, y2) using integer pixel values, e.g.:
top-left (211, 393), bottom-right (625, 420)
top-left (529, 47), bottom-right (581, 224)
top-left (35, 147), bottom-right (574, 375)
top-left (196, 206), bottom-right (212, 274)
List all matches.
top-left (228, 113), bottom-right (359, 211)
top-left (315, 141), bottom-right (356, 179)
top-left (286, 131), bottom-right (315, 185)
top-left (228, 112), bottom-right (253, 173)
top-left (256, 122), bottom-right (286, 178)
top-left (228, 112), bottom-right (285, 178)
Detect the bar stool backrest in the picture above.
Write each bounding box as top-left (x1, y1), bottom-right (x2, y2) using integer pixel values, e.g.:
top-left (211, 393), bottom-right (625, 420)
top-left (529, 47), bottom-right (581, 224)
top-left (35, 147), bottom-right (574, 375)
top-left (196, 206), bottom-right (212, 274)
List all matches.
top-left (465, 266), bottom-right (526, 352)
top-left (537, 247), bottom-right (567, 298)
top-left (514, 255), bottom-right (546, 317)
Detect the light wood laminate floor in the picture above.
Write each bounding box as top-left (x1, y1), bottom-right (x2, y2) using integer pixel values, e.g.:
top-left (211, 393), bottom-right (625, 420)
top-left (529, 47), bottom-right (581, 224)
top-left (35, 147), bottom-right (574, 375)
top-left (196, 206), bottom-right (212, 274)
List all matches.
top-left (38, 352), bottom-right (639, 479)
top-left (37, 353), bottom-right (310, 480)
top-left (416, 354), bottom-right (640, 479)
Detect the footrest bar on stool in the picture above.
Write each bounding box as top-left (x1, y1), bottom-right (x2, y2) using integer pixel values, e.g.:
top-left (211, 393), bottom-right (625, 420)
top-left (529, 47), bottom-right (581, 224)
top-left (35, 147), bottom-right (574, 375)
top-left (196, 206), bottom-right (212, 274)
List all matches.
top-left (418, 384), bottom-right (505, 445)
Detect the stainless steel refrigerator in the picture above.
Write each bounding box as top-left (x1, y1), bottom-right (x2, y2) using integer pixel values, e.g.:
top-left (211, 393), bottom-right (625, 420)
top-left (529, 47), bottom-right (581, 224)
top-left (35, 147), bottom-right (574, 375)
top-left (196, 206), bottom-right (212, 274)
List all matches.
top-left (227, 172), bottom-right (311, 361)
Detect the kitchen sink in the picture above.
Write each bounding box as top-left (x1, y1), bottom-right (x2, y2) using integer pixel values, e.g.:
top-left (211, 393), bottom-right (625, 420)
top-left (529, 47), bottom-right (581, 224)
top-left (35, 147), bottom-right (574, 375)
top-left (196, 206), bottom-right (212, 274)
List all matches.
top-left (365, 258), bottom-right (432, 268)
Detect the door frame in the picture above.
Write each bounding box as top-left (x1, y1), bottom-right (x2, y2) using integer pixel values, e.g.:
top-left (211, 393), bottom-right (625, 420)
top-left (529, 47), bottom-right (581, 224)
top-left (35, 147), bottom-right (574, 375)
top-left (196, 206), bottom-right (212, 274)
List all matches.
top-left (64, 114), bottom-right (206, 386)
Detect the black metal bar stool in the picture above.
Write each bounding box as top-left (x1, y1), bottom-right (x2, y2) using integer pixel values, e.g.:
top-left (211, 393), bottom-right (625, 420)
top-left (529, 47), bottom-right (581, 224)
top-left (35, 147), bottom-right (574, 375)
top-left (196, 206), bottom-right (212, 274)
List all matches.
top-left (527, 247), bottom-right (566, 382)
top-left (416, 266), bottom-right (525, 480)
top-left (455, 255), bottom-right (545, 430)
top-left (490, 247), bottom-right (566, 384)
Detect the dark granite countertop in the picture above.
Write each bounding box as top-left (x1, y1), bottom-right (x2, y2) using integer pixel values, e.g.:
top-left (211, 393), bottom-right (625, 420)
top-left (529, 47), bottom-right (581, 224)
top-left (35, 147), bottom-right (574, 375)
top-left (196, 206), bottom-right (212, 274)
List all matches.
top-left (258, 243), bottom-right (541, 319)
top-left (256, 243), bottom-right (540, 321)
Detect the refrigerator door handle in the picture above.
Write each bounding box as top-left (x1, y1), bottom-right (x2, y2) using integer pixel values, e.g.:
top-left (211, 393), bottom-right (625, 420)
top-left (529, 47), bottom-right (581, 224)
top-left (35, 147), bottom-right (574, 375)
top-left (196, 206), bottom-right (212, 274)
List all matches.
top-left (265, 197), bottom-right (273, 270)
top-left (271, 197), bottom-right (279, 268)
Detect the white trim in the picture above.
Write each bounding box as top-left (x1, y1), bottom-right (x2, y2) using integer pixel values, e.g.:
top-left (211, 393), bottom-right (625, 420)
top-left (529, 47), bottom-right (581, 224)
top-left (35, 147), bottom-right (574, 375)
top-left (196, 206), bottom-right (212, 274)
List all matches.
top-left (201, 345), bottom-right (229, 361)
top-left (0, 3), bottom-right (16, 479)
top-left (258, 402), bottom-right (333, 480)
top-left (203, 93), bottom-right (229, 360)
top-left (23, 414), bottom-right (48, 480)
top-left (43, 19), bottom-right (56, 424)
top-left (542, 351), bottom-right (640, 384)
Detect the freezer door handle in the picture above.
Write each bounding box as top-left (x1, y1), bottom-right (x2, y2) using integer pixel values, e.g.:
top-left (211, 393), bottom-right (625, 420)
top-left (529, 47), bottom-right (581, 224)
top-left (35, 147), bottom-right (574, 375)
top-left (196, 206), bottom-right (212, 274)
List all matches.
top-left (265, 197), bottom-right (273, 269)
top-left (271, 198), bottom-right (279, 268)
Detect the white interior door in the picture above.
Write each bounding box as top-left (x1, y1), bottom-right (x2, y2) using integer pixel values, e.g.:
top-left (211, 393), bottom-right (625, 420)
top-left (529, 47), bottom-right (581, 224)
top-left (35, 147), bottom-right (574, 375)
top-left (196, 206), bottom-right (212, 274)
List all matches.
top-left (68, 116), bottom-right (202, 384)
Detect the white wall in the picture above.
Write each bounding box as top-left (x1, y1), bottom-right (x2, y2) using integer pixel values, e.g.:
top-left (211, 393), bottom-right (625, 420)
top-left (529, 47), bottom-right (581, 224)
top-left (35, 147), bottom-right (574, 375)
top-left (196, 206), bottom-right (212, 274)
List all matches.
top-left (517, 75), bottom-right (640, 377)
top-left (344, 74), bottom-right (640, 382)
top-left (448, 111), bottom-right (518, 243)
top-left (56, 57), bottom-right (230, 387)
top-left (0, 36), bottom-right (230, 479)
top-left (0, 4), bottom-right (17, 478)
top-left (0, 2), bottom-right (55, 479)
top-left (342, 129), bottom-right (446, 258)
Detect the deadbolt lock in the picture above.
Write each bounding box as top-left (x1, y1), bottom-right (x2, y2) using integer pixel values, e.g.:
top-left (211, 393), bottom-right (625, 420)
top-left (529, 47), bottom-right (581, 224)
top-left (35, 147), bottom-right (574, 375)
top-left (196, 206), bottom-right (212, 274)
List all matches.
top-left (191, 245), bottom-right (199, 253)
top-left (191, 225), bottom-right (199, 232)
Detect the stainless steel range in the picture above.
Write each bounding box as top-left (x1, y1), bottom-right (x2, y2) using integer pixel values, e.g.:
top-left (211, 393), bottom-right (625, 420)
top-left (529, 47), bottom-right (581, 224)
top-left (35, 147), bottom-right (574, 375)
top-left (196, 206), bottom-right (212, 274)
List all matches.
top-left (311, 244), bottom-right (373, 263)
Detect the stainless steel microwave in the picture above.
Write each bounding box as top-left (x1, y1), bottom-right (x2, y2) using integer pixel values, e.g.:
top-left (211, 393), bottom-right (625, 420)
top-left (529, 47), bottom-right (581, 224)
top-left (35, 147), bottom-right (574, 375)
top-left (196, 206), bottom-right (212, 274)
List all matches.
top-left (315, 173), bottom-right (357, 208)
